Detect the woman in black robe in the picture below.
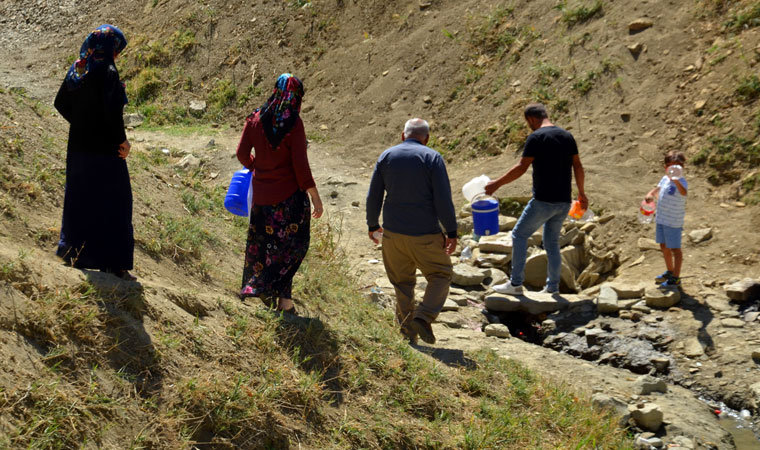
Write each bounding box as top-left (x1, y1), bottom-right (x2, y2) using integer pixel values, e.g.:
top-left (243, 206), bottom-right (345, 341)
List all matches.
top-left (54, 24), bottom-right (135, 281)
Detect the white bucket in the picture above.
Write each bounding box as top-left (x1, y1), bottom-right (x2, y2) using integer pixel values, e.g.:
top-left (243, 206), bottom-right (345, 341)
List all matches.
top-left (462, 175), bottom-right (490, 203)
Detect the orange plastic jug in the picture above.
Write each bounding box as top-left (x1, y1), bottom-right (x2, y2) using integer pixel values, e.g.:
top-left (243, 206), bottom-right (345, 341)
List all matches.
top-left (568, 200), bottom-right (586, 220)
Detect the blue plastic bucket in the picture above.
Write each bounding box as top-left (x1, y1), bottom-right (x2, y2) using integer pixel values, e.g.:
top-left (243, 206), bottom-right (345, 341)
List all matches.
top-left (472, 196), bottom-right (499, 236)
top-left (224, 168), bottom-right (252, 216)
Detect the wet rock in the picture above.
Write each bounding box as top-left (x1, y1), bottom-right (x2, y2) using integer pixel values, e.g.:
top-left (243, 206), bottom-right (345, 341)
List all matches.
top-left (592, 393), bottom-right (630, 426)
top-left (629, 18), bottom-right (654, 32)
top-left (597, 285), bottom-right (620, 314)
top-left (645, 288), bottom-right (680, 308)
top-left (683, 337), bottom-right (704, 358)
top-left (484, 323), bottom-right (511, 338)
top-left (650, 357), bottom-right (670, 372)
top-left (452, 265), bottom-right (489, 286)
top-left (751, 382), bottom-right (760, 407)
top-left (634, 375), bottom-right (667, 395)
top-left (638, 238), bottom-right (660, 251)
top-left (725, 278), bottom-right (760, 302)
top-left (688, 228), bottom-right (712, 243)
top-left (629, 403), bottom-right (663, 431)
top-left (720, 318), bottom-right (744, 328)
top-left (478, 233), bottom-right (512, 253)
top-left (585, 328), bottom-right (608, 346)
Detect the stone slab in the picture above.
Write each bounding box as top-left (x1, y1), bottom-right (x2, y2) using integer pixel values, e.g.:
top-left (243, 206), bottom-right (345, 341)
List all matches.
top-left (485, 292), bottom-right (593, 315)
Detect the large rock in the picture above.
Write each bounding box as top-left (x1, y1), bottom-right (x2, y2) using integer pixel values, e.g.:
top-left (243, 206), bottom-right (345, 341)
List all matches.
top-left (499, 215), bottom-right (518, 231)
top-left (634, 375), bottom-right (668, 395)
top-left (561, 244), bottom-right (587, 274)
top-left (629, 403), bottom-right (663, 431)
top-left (720, 318), bottom-right (745, 328)
top-left (457, 216), bottom-right (474, 234)
top-left (683, 337), bottom-right (705, 358)
top-left (597, 285), bottom-right (619, 314)
top-left (629, 18), bottom-right (654, 32)
top-left (638, 238), bottom-right (660, 251)
top-left (175, 154), bottom-right (201, 170)
top-left (524, 251), bottom-right (578, 292)
top-left (123, 113), bottom-right (144, 128)
top-left (606, 282), bottom-right (646, 299)
top-left (478, 232), bottom-right (513, 254)
top-left (688, 228), bottom-right (712, 243)
top-left (591, 393), bottom-right (630, 427)
top-left (452, 265), bottom-right (489, 286)
top-left (559, 227), bottom-right (585, 247)
top-left (485, 268), bottom-right (508, 286)
top-left (751, 382), bottom-right (760, 408)
top-left (645, 288), bottom-right (680, 308)
top-left (725, 278), bottom-right (760, 302)
top-left (189, 100), bottom-right (207, 115)
top-left (477, 252), bottom-right (510, 268)
top-left (485, 292), bottom-right (593, 315)
top-left (484, 324), bottom-right (511, 338)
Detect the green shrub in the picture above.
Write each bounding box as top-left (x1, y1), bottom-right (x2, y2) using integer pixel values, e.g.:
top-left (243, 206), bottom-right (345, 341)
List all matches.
top-left (724, 2), bottom-right (760, 30)
top-left (736, 74), bottom-right (760, 102)
top-left (558, 0), bottom-right (604, 25)
top-left (128, 67), bottom-right (164, 105)
top-left (208, 79), bottom-right (237, 113)
top-left (170, 29), bottom-right (197, 53)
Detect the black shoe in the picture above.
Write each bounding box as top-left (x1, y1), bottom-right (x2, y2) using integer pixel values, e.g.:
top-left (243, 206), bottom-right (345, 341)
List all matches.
top-left (401, 327), bottom-right (418, 345)
top-left (410, 318), bottom-right (436, 344)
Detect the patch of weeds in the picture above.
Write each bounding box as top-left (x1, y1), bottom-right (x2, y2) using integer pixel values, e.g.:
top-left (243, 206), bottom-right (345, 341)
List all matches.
top-left (573, 70), bottom-right (598, 94)
top-left (127, 67), bottom-right (164, 105)
top-left (736, 74), bottom-right (760, 102)
top-left (557, 0), bottom-right (604, 26)
top-left (139, 213), bottom-right (217, 262)
top-left (467, 6), bottom-right (521, 58)
top-left (170, 29), bottom-right (197, 53)
top-left (208, 79), bottom-right (237, 115)
top-left (465, 65), bottom-right (485, 84)
top-left (236, 83), bottom-right (263, 108)
top-left (692, 134), bottom-right (758, 186)
top-left (534, 60), bottom-right (561, 86)
top-left (724, 2), bottom-right (760, 30)
top-left (442, 28), bottom-right (456, 40)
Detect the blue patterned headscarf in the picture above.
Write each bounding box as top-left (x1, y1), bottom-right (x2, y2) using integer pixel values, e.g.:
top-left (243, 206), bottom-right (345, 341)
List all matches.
top-left (64, 24), bottom-right (128, 103)
top-left (257, 73), bottom-right (304, 150)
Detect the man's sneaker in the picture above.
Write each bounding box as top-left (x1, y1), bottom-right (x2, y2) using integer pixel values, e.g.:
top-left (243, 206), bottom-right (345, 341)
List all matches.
top-left (492, 282), bottom-right (523, 295)
top-left (539, 287), bottom-right (559, 294)
top-left (410, 318), bottom-right (436, 344)
top-left (655, 270), bottom-right (673, 283)
top-left (660, 276), bottom-right (681, 289)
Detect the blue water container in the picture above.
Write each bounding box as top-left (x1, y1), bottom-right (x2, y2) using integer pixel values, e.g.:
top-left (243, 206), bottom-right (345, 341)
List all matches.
top-left (472, 195), bottom-right (499, 236)
top-left (224, 168), bottom-right (252, 216)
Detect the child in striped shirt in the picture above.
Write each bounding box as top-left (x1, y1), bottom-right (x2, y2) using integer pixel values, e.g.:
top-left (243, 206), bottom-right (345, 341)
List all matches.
top-left (644, 151), bottom-right (688, 288)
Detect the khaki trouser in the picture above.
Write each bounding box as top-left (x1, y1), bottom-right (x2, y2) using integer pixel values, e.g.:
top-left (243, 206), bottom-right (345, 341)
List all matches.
top-left (381, 230), bottom-right (453, 332)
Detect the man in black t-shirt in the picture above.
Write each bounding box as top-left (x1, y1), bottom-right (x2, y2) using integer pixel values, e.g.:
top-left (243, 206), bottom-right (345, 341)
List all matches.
top-left (485, 103), bottom-right (588, 294)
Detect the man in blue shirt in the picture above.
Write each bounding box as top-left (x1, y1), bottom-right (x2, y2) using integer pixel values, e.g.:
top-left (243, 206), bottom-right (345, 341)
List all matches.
top-left (485, 103), bottom-right (588, 294)
top-left (366, 118), bottom-right (458, 345)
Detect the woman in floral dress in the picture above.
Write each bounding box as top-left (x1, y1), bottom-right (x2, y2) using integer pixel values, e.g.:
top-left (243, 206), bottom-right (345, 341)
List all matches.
top-left (236, 74), bottom-right (323, 314)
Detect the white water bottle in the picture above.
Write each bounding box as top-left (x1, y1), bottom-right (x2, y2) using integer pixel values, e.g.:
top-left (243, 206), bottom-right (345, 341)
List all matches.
top-left (667, 165), bottom-right (683, 179)
top-left (372, 230), bottom-right (383, 241)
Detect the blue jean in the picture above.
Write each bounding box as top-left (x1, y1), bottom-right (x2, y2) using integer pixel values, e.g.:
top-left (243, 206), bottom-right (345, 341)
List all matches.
top-left (511, 198), bottom-right (571, 291)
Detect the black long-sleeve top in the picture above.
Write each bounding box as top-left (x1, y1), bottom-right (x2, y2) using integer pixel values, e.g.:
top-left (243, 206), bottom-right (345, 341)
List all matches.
top-left (54, 66), bottom-right (127, 154)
